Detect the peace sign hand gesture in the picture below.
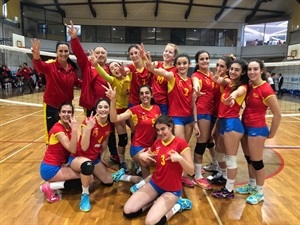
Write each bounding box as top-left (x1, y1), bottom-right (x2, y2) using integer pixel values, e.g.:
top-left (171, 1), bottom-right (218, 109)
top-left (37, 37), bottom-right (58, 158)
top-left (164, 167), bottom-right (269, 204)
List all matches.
top-left (68, 115), bottom-right (78, 131)
top-left (64, 20), bottom-right (80, 40)
top-left (102, 82), bottom-right (117, 100)
top-left (165, 150), bottom-right (182, 163)
top-left (85, 111), bottom-right (97, 130)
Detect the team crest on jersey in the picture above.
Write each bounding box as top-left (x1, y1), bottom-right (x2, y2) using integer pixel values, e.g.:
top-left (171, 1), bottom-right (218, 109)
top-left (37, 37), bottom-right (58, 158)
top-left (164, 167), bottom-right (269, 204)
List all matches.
top-left (253, 93), bottom-right (259, 98)
top-left (92, 128), bottom-right (98, 137)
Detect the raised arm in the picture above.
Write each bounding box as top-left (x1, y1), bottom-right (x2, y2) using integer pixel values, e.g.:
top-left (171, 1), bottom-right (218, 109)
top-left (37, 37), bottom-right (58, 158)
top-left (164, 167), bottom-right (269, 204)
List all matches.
top-left (103, 82), bottom-right (132, 122)
top-left (80, 112), bottom-right (97, 151)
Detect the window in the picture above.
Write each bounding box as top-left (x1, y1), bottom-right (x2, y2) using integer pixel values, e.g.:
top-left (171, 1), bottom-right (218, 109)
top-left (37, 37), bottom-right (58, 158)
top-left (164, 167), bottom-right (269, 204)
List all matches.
top-left (111, 27), bottom-right (125, 43)
top-left (171, 28), bottom-right (186, 45)
top-left (200, 29), bottom-right (215, 46)
top-left (141, 28), bottom-right (156, 44)
top-left (243, 21), bottom-right (288, 46)
top-left (97, 26), bottom-right (111, 43)
top-left (82, 26), bottom-right (96, 42)
top-left (156, 28), bottom-right (170, 45)
top-left (126, 27), bottom-right (141, 44)
top-left (186, 29), bottom-right (201, 46)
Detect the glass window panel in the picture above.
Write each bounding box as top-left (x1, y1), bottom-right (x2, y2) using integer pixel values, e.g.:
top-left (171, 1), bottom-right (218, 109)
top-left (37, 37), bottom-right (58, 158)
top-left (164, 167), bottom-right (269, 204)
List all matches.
top-left (141, 27), bottom-right (156, 44)
top-left (47, 23), bottom-right (65, 41)
top-left (82, 26), bottom-right (96, 42)
top-left (200, 29), bottom-right (215, 46)
top-left (97, 26), bottom-right (111, 43)
top-left (126, 27), bottom-right (141, 44)
top-left (45, 10), bottom-right (62, 23)
top-left (215, 29), bottom-right (226, 46)
top-left (156, 28), bottom-right (170, 45)
top-left (171, 28), bottom-right (185, 45)
top-left (186, 29), bottom-right (200, 46)
top-left (111, 27), bottom-right (125, 43)
top-left (244, 23), bottom-right (265, 46)
top-left (265, 21), bottom-right (287, 45)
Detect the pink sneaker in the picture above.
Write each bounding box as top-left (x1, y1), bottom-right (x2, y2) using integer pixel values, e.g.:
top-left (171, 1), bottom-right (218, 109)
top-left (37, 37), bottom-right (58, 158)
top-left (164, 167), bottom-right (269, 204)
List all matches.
top-left (40, 182), bottom-right (60, 203)
top-left (182, 176), bottom-right (194, 188)
top-left (193, 177), bottom-right (212, 190)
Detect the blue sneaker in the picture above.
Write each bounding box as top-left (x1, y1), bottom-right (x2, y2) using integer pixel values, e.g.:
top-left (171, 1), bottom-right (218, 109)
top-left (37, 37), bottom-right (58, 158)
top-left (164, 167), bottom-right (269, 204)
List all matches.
top-left (112, 168), bottom-right (125, 182)
top-left (176, 197), bottom-right (192, 212)
top-left (236, 184), bottom-right (256, 195)
top-left (246, 192), bottom-right (264, 205)
top-left (130, 184), bottom-right (139, 194)
top-left (80, 194), bottom-right (91, 212)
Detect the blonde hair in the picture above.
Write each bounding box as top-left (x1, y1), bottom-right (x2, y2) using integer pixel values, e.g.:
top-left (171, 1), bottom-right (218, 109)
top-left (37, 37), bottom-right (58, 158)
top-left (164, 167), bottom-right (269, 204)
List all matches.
top-left (166, 43), bottom-right (179, 57)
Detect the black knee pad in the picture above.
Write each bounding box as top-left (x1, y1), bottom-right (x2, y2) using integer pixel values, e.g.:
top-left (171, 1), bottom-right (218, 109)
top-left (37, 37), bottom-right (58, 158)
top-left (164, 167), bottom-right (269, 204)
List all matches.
top-left (194, 143), bottom-right (207, 155)
top-left (64, 179), bottom-right (82, 191)
top-left (123, 208), bottom-right (143, 219)
top-left (251, 160), bottom-right (264, 170)
top-left (206, 141), bottom-right (215, 149)
top-left (118, 133), bottom-right (128, 147)
top-left (245, 155), bottom-right (251, 165)
top-left (80, 161), bottom-right (94, 175)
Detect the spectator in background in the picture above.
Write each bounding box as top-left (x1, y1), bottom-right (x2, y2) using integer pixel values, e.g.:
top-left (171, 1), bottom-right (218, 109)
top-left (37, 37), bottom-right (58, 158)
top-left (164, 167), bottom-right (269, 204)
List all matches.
top-left (266, 71), bottom-right (276, 92)
top-left (277, 73), bottom-right (284, 99)
top-left (16, 62), bottom-right (34, 93)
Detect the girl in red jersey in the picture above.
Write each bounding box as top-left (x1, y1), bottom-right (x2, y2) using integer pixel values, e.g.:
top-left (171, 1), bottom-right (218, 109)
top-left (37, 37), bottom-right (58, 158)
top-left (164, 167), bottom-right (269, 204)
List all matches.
top-left (145, 53), bottom-right (195, 188)
top-left (104, 83), bottom-right (161, 179)
top-left (236, 59), bottom-right (281, 205)
top-left (88, 49), bottom-right (132, 173)
top-left (40, 103), bottom-right (80, 203)
top-left (206, 56), bottom-right (232, 185)
top-left (68, 98), bottom-right (114, 212)
top-left (147, 43), bottom-right (179, 114)
top-left (122, 115), bottom-right (194, 224)
top-left (211, 59), bottom-right (249, 199)
top-left (31, 39), bottom-right (81, 144)
top-left (191, 50), bottom-right (215, 190)
top-left (125, 44), bottom-right (153, 107)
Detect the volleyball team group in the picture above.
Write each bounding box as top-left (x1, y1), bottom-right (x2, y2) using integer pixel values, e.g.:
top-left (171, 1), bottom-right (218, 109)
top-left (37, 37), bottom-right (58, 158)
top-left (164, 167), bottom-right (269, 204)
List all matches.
top-left (32, 21), bottom-right (281, 224)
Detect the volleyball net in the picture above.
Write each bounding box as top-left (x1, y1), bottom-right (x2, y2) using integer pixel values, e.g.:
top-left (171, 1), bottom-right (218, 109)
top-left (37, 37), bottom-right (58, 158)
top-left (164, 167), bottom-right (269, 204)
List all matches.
top-left (0, 44), bottom-right (299, 115)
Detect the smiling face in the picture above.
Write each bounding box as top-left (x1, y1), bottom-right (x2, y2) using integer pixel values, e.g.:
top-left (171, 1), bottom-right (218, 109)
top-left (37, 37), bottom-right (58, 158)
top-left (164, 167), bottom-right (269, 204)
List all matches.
top-left (139, 86), bottom-right (153, 105)
top-left (128, 46), bottom-right (140, 64)
top-left (163, 44), bottom-right (176, 64)
top-left (175, 56), bottom-right (190, 76)
top-left (155, 123), bottom-right (173, 142)
top-left (229, 62), bottom-right (244, 81)
top-left (56, 44), bottom-right (70, 64)
top-left (247, 61), bottom-right (264, 84)
top-left (95, 99), bottom-right (110, 119)
top-left (197, 52), bottom-right (210, 71)
top-left (94, 47), bottom-right (107, 66)
top-left (58, 104), bottom-right (73, 124)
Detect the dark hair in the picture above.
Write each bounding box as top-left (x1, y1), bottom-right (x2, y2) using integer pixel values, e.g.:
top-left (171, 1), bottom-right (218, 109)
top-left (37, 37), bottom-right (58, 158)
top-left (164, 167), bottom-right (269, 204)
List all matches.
top-left (154, 115), bottom-right (175, 134)
top-left (174, 53), bottom-right (191, 65)
top-left (230, 59), bottom-right (249, 93)
top-left (127, 44), bottom-right (139, 53)
top-left (248, 59), bottom-right (267, 81)
top-left (108, 61), bottom-right (122, 75)
top-left (193, 50), bottom-right (210, 72)
top-left (58, 102), bottom-right (74, 115)
top-left (138, 84), bottom-right (155, 105)
top-left (56, 41), bottom-right (78, 70)
top-left (218, 55), bottom-right (233, 75)
top-left (94, 98), bottom-right (110, 109)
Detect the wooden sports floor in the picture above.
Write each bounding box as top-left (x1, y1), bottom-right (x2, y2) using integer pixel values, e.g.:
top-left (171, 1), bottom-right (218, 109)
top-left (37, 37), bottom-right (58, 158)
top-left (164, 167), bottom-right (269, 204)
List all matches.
top-left (0, 89), bottom-right (299, 225)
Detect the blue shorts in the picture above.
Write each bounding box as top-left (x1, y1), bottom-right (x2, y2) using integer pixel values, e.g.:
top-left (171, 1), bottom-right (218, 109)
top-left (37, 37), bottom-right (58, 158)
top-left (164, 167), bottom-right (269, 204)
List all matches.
top-left (158, 104), bottom-right (168, 115)
top-left (211, 116), bottom-right (217, 125)
top-left (244, 126), bottom-right (269, 137)
top-left (130, 145), bottom-right (145, 157)
top-left (196, 114), bottom-right (211, 121)
top-left (68, 156), bottom-right (100, 166)
top-left (171, 116), bottom-right (193, 126)
top-left (149, 179), bottom-right (182, 197)
top-left (40, 161), bottom-right (61, 181)
top-left (219, 118), bottom-right (244, 135)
